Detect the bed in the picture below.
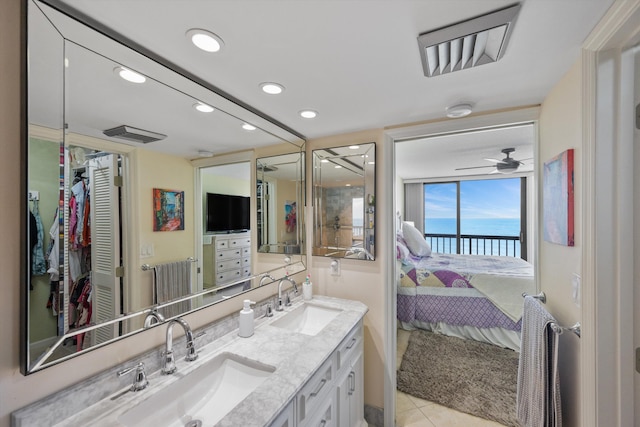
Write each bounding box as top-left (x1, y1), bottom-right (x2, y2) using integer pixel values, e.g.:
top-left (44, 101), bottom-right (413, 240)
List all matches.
top-left (396, 222), bottom-right (535, 352)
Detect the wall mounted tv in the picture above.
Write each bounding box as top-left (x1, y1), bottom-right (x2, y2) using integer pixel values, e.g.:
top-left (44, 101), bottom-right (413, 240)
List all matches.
top-left (206, 192), bottom-right (250, 233)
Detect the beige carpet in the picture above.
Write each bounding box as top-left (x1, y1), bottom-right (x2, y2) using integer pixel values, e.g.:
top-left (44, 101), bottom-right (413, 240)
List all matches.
top-left (397, 330), bottom-right (520, 427)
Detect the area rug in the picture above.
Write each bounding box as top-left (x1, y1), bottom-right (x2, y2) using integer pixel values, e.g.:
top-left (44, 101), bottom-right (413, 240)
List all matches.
top-left (397, 330), bottom-right (520, 426)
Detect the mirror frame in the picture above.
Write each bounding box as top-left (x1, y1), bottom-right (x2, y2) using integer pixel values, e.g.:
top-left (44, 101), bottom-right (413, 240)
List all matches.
top-left (22, 0), bottom-right (307, 374)
top-left (312, 142), bottom-right (376, 260)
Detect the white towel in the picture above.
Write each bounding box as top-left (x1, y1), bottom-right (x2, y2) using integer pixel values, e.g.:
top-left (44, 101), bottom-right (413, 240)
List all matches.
top-left (516, 296), bottom-right (562, 427)
top-left (154, 260), bottom-right (192, 318)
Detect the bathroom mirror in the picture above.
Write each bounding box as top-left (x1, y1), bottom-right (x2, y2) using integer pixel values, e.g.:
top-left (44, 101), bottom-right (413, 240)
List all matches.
top-left (257, 152), bottom-right (306, 255)
top-left (312, 143), bottom-right (376, 260)
top-left (24, 0), bottom-right (306, 373)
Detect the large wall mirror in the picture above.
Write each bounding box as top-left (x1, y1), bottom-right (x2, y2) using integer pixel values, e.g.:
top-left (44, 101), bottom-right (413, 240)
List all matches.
top-left (312, 143), bottom-right (376, 260)
top-left (24, 0), bottom-right (306, 373)
top-left (257, 153), bottom-right (306, 255)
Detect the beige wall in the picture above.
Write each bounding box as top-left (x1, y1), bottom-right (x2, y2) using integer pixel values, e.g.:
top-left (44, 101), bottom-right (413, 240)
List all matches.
top-left (306, 129), bottom-right (387, 409)
top-left (538, 59), bottom-right (583, 426)
top-left (128, 149), bottom-right (197, 312)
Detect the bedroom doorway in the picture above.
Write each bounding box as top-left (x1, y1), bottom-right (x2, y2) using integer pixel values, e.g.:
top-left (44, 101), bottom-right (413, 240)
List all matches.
top-left (387, 111), bottom-right (539, 426)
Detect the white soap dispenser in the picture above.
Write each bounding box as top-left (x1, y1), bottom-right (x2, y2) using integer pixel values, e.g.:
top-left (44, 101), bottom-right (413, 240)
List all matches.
top-left (238, 299), bottom-right (255, 338)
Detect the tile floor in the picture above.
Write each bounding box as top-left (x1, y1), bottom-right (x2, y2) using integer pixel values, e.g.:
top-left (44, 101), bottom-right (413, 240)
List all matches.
top-left (396, 328), bottom-right (507, 427)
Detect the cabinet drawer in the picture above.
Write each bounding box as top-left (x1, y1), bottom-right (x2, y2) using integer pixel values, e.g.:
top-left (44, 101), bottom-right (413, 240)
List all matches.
top-left (216, 269), bottom-right (241, 284)
top-left (302, 393), bottom-right (335, 427)
top-left (217, 259), bottom-right (241, 272)
top-left (298, 354), bottom-right (335, 424)
top-left (242, 267), bottom-right (251, 277)
top-left (216, 248), bottom-right (241, 260)
top-left (336, 322), bottom-right (362, 372)
top-left (230, 237), bottom-right (251, 248)
top-left (215, 239), bottom-right (229, 250)
top-left (241, 246), bottom-right (251, 257)
top-left (242, 256), bottom-right (251, 267)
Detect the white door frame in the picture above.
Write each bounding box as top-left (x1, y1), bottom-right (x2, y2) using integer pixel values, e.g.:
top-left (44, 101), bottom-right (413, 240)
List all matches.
top-left (383, 107), bottom-right (540, 427)
top-left (581, 1), bottom-right (640, 425)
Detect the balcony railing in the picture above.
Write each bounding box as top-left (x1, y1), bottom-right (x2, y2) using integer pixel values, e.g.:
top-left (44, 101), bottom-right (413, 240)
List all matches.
top-left (425, 233), bottom-right (522, 258)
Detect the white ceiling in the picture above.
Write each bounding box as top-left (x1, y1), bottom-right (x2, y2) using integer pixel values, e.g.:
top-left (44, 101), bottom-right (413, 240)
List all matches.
top-left (39, 0), bottom-right (613, 176)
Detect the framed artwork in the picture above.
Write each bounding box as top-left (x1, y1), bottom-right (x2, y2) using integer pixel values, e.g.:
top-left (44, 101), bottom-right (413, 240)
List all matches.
top-left (153, 188), bottom-right (184, 232)
top-left (285, 200), bottom-right (297, 233)
top-left (543, 149), bottom-right (574, 246)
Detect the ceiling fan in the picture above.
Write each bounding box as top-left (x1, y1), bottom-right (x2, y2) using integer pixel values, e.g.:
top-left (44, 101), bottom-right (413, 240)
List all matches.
top-left (455, 147), bottom-right (530, 174)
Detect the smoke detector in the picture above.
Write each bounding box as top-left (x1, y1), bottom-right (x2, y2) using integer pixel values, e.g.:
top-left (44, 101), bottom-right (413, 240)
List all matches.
top-left (103, 125), bottom-right (166, 144)
top-left (417, 4), bottom-right (521, 77)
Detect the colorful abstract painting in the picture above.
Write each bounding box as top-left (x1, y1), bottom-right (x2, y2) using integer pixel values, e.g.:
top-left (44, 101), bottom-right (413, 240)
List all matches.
top-left (153, 188), bottom-right (184, 232)
top-left (543, 149), bottom-right (574, 246)
top-left (285, 200), bottom-right (297, 233)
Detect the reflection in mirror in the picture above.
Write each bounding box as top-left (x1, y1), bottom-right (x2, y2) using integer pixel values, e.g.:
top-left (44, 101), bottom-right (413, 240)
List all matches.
top-left (25, 0), bottom-right (306, 373)
top-left (257, 153), bottom-right (305, 255)
top-left (312, 143), bottom-right (376, 260)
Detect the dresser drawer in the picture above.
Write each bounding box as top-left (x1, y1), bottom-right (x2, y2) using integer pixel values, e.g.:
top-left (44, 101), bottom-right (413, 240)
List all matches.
top-left (230, 236), bottom-right (251, 248)
top-left (241, 246), bottom-right (251, 257)
top-left (216, 269), bottom-right (241, 284)
top-left (215, 239), bottom-right (229, 250)
top-left (216, 248), bottom-right (241, 260)
top-left (217, 259), bottom-right (241, 272)
top-left (242, 256), bottom-right (251, 267)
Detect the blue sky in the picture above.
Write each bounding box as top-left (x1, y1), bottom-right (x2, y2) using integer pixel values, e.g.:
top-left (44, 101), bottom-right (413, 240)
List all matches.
top-left (424, 178), bottom-right (521, 219)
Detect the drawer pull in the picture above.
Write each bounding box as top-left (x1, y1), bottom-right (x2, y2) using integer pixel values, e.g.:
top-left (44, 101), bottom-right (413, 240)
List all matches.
top-left (349, 371), bottom-right (355, 395)
top-left (320, 420), bottom-right (327, 426)
top-left (346, 337), bottom-right (357, 349)
top-left (310, 378), bottom-right (327, 397)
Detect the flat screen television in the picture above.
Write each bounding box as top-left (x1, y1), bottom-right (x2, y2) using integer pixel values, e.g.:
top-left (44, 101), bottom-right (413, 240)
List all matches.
top-left (205, 192), bottom-right (250, 233)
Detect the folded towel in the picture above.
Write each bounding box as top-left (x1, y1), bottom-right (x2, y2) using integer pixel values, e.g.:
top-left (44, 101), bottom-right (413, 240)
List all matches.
top-left (516, 296), bottom-right (562, 427)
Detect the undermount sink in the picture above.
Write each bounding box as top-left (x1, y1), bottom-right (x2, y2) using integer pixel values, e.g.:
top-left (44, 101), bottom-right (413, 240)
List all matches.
top-left (117, 352), bottom-right (275, 427)
top-left (271, 303), bottom-right (342, 336)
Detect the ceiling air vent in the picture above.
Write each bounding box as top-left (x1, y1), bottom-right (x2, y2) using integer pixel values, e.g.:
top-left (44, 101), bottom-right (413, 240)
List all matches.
top-left (417, 3), bottom-right (521, 77)
top-left (103, 125), bottom-right (167, 144)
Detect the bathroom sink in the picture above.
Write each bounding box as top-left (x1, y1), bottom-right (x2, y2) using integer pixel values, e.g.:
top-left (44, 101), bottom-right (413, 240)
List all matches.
top-left (117, 352), bottom-right (275, 427)
top-left (271, 303), bottom-right (342, 335)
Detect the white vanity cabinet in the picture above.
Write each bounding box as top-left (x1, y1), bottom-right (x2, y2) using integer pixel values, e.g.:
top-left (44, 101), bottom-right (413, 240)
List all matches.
top-left (269, 400), bottom-right (296, 427)
top-left (203, 232), bottom-right (251, 288)
top-left (296, 320), bottom-right (366, 427)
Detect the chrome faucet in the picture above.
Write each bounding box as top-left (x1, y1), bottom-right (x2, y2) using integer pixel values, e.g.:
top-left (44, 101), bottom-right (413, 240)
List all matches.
top-left (276, 277), bottom-right (298, 311)
top-left (162, 317), bottom-right (198, 375)
top-left (117, 362), bottom-right (149, 392)
top-left (143, 309), bottom-right (165, 328)
top-left (259, 273), bottom-right (276, 287)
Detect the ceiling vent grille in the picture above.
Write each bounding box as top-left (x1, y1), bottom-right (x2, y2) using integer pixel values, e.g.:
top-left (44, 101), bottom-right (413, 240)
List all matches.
top-left (103, 125), bottom-right (167, 144)
top-left (417, 4), bottom-right (521, 77)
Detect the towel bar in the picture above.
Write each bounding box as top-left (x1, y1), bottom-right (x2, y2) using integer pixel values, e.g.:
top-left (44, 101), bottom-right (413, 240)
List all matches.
top-left (141, 257), bottom-right (197, 271)
top-left (522, 292), bottom-right (581, 338)
top-left (550, 322), bottom-right (581, 338)
top-left (522, 291), bottom-right (546, 303)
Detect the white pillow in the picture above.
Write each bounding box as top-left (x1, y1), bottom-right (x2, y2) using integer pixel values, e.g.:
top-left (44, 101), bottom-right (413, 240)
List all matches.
top-left (402, 221), bottom-right (432, 257)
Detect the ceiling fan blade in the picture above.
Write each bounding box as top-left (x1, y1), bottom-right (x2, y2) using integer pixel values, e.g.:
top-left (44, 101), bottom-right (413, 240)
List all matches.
top-left (455, 165), bottom-right (495, 171)
top-left (483, 157), bottom-right (508, 164)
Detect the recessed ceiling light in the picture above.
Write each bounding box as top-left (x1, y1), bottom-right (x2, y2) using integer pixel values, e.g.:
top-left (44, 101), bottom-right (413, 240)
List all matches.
top-left (334, 165), bottom-right (342, 169)
top-left (368, 161), bottom-right (375, 165)
top-left (346, 184), bottom-right (351, 187)
top-left (114, 66), bottom-right (145, 83)
top-left (193, 102), bottom-right (214, 113)
top-left (186, 29), bottom-right (224, 53)
top-left (321, 159), bottom-right (329, 163)
top-left (349, 145), bottom-right (360, 150)
top-left (445, 103), bottom-right (473, 118)
top-left (260, 82), bottom-right (284, 95)
top-left (300, 110), bottom-right (318, 119)
top-left (242, 123), bottom-right (256, 131)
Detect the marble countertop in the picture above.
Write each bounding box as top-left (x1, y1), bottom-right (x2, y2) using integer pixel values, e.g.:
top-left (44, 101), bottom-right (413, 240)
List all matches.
top-left (44, 296), bottom-right (367, 427)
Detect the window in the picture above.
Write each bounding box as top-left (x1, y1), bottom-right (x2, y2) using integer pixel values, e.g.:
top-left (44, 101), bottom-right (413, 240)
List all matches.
top-left (424, 178), bottom-right (525, 258)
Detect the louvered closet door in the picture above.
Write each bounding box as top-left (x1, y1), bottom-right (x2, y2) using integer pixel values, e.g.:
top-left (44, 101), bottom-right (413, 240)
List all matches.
top-left (89, 154), bottom-right (121, 344)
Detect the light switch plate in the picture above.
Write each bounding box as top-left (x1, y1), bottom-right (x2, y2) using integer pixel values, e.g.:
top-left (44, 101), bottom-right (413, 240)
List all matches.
top-left (572, 273), bottom-right (581, 307)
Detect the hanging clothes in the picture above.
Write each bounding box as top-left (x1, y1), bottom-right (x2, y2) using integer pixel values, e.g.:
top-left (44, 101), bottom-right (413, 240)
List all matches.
top-left (30, 200), bottom-right (47, 277)
top-left (46, 208), bottom-right (60, 282)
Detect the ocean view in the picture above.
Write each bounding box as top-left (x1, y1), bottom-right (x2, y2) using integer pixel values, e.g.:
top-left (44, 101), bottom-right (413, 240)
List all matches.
top-left (424, 217), bottom-right (522, 257)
